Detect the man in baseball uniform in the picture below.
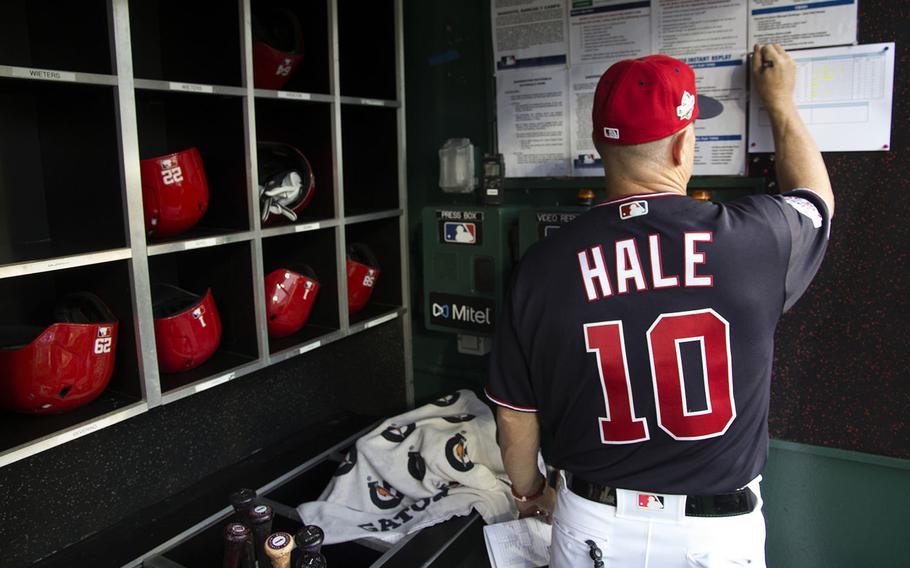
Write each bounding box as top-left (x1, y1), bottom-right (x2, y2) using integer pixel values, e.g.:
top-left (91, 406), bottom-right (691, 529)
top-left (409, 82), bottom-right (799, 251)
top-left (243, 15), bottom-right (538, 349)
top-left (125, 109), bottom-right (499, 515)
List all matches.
top-left (485, 44), bottom-right (833, 567)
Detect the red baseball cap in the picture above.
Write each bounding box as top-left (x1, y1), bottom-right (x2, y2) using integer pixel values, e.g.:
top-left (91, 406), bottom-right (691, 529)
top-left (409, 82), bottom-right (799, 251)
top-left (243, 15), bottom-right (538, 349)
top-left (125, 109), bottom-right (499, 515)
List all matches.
top-left (593, 55), bottom-right (699, 146)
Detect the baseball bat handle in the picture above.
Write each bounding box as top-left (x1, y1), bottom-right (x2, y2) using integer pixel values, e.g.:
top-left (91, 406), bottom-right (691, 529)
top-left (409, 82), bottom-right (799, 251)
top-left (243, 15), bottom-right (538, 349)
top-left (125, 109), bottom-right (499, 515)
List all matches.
top-left (264, 531), bottom-right (294, 568)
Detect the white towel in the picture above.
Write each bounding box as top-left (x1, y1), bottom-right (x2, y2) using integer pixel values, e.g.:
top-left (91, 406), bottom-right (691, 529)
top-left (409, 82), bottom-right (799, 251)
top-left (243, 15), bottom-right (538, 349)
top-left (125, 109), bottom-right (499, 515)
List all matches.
top-left (297, 390), bottom-right (517, 544)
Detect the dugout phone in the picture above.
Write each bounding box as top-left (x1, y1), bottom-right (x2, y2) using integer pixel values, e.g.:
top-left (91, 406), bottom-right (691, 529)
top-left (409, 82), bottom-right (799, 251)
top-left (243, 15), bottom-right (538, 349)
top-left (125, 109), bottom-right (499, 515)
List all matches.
top-left (422, 206), bottom-right (525, 352)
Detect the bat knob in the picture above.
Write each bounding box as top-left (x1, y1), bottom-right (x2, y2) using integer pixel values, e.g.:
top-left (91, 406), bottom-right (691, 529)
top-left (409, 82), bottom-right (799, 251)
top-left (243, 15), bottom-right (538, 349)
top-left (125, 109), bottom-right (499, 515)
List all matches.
top-left (294, 525), bottom-right (325, 554)
top-left (264, 532), bottom-right (294, 568)
top-left (229, 488), bottom-right (257, 513)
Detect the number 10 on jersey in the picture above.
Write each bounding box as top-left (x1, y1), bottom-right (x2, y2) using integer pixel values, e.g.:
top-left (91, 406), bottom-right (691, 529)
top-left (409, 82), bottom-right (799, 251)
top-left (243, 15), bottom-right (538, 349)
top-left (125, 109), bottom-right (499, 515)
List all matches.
top-left (584, 308), bottom-right (736, 444)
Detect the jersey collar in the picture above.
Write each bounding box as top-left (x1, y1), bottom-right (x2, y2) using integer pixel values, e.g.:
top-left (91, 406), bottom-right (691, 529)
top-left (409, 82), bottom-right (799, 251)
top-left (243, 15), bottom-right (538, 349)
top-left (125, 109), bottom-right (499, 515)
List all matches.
top-left (594, 191), bottom-right (681, 208)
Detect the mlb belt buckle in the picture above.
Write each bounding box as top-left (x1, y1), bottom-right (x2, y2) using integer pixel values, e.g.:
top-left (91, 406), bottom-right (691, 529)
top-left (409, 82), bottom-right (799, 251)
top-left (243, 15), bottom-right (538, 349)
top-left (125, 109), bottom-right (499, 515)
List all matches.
top-left (567, 474), bottom-right (757, 518)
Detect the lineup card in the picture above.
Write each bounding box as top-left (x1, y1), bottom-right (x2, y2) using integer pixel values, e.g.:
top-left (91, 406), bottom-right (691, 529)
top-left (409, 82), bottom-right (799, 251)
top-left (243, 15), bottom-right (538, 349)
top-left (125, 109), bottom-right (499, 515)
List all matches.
top-left (748, 43), bottom-right (895, 153)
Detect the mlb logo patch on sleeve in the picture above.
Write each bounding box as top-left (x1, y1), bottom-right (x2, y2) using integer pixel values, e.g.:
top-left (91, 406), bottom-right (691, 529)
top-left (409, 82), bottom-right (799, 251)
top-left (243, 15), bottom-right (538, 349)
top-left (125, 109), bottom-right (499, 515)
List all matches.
top-left (444, 222), bottom-right (477, 244)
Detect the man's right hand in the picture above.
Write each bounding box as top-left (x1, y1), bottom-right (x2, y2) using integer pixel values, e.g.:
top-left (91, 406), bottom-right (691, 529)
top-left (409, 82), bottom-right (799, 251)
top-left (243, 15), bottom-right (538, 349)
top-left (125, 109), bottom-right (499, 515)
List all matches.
top-left (752, 43), bottom-right (797, 114)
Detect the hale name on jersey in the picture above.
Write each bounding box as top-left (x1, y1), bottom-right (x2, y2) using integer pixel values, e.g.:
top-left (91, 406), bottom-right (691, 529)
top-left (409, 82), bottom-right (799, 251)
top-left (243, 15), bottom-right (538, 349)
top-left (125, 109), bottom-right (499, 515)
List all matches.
top-left (577, 232), bottom-right (713, 301)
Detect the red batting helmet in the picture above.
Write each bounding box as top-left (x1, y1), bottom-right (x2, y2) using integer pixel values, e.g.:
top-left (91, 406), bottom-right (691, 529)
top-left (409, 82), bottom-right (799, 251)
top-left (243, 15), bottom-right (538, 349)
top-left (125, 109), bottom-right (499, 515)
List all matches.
top-left (152, 285), bottom-right (222, 373)
top-left (258, 142), bottom-right (316, 226)
top-left (265, 265), bottom-right (320, 338)
top-left (346, 243), bottom-right (381, 315)
top-left (252, 9), bottom-right (304, 90)
top-left (0, 293), bottom-right (118, 414)
top-left (140, 147), bottom-right (210, 238)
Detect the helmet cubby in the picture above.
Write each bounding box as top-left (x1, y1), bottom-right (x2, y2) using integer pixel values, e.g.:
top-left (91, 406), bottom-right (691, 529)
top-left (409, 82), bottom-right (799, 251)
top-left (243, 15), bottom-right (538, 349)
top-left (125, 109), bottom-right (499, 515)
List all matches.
top-left (0, 79), bottom-right (125, 265)
top-left (129, 0), bottom-right (242, 88)
top-left (250, 0), bottom-right (331, 95)
top-left (341, 104), bottom-right (399, 217)
top-left (0, 260), bottom-right (141, 453)
top-left (135, 90), bottom-right (250, 245)
top-left (344, 217), bottom-right (402, 327)
top-left (338, 0), bottom-right (396, 101)
top-left (255, 99), bottom-right (336, 228)
top-left (261, 228), bottom-right (340, 356)
top-left (0, 0), bottom-right (112, 75)
top-left (147, 242), bottom-right (259, 394)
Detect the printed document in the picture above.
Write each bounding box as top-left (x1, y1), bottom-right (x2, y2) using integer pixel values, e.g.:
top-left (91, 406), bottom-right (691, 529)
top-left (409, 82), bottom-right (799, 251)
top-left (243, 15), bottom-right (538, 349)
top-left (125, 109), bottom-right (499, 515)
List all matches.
top-left (749, 43), bottom-right (895, 153)
top-left (497, 67), bottom-right (571, 177)
top-left (493, 0), bottom-right (569, 71)
top-left (569, 0), bottom-right (651, 64)
top-left (682, 54), bottom-right (748, 175)
top-left (749, 0), bottom-right (857, 50)
top-left (653, 0), bottom-right (749, 59)
top-left (484, 516), bottom-right (552, 568)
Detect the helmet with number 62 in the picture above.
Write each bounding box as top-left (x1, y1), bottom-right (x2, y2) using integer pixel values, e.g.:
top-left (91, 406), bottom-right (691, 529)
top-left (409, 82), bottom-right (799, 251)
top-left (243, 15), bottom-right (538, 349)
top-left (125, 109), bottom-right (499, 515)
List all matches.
top-left (0, 293), bottom-right (118, 414)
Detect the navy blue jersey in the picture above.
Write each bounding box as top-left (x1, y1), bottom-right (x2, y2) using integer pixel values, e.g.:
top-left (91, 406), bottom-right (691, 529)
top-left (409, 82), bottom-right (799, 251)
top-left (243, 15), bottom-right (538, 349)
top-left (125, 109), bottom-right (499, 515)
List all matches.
top-left (486, 190), bottom-right (830, 495)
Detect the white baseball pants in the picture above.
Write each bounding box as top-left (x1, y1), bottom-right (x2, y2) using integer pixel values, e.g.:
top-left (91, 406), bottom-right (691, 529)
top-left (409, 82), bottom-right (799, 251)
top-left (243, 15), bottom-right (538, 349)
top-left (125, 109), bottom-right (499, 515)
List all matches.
top-left (550, 476), bottom-right (766, 568)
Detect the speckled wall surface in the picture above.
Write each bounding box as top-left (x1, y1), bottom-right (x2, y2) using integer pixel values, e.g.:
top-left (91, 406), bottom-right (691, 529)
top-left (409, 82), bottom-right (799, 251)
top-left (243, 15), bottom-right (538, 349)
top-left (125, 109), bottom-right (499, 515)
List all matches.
top-left (758, 0), bottom-right (909, 458)
top-left (0, 321), bottom-right (405, 567)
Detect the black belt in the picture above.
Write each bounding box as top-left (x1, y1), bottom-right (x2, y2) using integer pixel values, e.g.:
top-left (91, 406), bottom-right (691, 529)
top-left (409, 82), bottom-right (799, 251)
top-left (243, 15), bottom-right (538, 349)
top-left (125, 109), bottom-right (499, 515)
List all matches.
top-left (567, 475), bottom-right (757, 518)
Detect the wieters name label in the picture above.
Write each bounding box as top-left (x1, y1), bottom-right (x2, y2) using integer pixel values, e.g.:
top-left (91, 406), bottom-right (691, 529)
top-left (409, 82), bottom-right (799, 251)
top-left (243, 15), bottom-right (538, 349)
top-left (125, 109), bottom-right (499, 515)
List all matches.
top-left (428, 293), bottom-right (496, 333)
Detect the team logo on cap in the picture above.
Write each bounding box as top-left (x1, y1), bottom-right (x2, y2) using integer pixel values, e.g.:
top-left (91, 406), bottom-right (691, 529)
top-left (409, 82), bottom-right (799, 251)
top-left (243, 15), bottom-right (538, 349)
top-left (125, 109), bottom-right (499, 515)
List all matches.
top-left (638, 493), bottom-right (665, 510)
top-left (677, 91), bottom-right (695, 121)
top-left (619, 201), bottom-right (649, 219)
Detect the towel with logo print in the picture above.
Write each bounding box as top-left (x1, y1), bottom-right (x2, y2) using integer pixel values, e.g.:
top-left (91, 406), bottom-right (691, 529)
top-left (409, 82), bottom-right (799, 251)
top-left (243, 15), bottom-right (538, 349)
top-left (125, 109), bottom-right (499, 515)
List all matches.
top-left (297, 389), bottom-right (516, 544)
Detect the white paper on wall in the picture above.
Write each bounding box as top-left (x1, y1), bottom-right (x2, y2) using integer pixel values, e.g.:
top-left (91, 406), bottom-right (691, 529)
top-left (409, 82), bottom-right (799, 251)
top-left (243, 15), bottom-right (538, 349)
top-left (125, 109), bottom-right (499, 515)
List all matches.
top-left (681, 53), bottom-right (748, 176)
top-left (748, 0), bottom-right (857, 50)
top-left (652, 0), bottom-right (749, 59)
top-left (748, 43), bottom-right (895, 153)
top-left (492, 0), bottom-right (569, 71)
top-left (568, 0), bottom-right (651, 65)
top-left (496, 67), bottom-right (572, 177)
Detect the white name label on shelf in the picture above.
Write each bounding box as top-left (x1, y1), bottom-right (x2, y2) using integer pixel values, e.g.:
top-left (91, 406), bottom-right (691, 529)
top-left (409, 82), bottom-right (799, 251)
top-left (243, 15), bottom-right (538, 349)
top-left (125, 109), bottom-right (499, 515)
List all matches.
top-left (361, 98), bottom-right (387, 107)
top-left (295, 223), bottom-right (320, 233)
top-left (70, 421), bottom-right (103, 439)
top-left (169, 82), bottom-right (214, 94)
top-left (194, 372), bottom-right (236, 394)
top-left (184, 237), bottom-right (218, 250)
top-left (13, 68), bottom-right (76, 82)
top-left (299, 341), bottom-right (321, 354)
top-left (278, 91), bottom-right (311, 100)
top-left (365, 313), bottom-right (398, 329)
top-left (44, 258), bottom-right (74, 270)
